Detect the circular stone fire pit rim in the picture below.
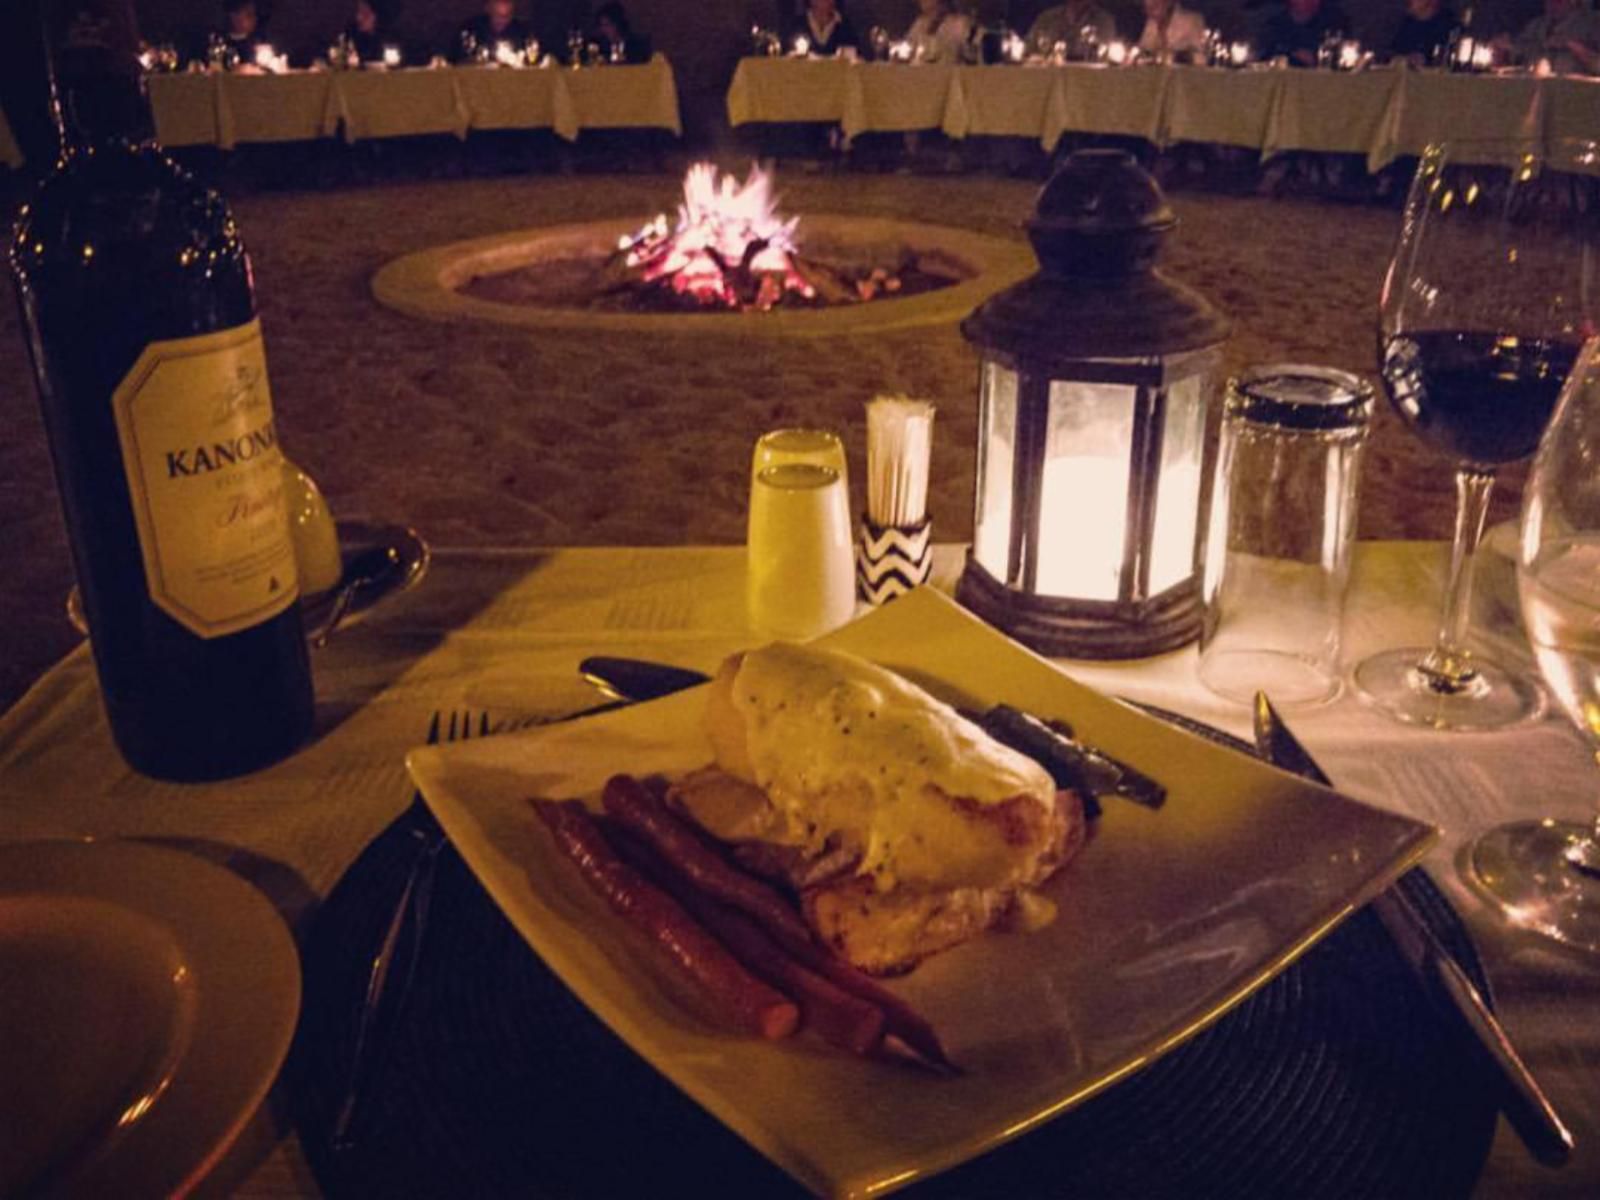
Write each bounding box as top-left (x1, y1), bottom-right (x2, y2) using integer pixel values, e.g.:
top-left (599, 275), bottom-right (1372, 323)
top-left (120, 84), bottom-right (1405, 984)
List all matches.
top-left (371, 215), bottom-right (1037, 338)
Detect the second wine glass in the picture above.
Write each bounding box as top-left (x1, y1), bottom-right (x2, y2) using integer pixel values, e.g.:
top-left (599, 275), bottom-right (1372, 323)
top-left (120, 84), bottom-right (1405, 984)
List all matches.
top-left (1468, 337), bottom-right (1600, 952)
top-left (1354, 137), bottom-right (1598, 731)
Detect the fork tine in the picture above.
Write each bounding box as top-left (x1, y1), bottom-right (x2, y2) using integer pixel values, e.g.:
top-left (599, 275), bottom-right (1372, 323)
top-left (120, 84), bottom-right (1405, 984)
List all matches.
top-left (478, 711), bottom-right (490, 737)
top-left (426, 711), bottom-right (442, 746)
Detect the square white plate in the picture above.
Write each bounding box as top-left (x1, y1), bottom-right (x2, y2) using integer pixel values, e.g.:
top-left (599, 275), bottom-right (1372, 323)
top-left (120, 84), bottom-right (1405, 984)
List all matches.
top-left (408, 588), bottom-right (1435, 1199)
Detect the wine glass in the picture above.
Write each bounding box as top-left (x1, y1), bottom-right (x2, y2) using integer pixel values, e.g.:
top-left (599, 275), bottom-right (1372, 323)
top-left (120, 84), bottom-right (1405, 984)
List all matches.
top-left (1468, 337), bottom-right (1600, 952)
top-left (1354, 137), bottom-right (1599, 730)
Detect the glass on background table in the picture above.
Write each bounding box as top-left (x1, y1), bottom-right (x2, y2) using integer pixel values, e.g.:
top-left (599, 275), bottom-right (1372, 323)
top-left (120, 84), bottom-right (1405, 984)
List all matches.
top-left (1, 542), bottom-right (1598, 1196)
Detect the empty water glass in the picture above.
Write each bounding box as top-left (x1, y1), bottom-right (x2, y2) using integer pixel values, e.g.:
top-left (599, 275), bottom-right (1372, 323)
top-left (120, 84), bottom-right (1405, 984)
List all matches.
top-left (747, 464), bottom-right (856, 640)
top-left (1198, 365), bottom-right (1374, 707)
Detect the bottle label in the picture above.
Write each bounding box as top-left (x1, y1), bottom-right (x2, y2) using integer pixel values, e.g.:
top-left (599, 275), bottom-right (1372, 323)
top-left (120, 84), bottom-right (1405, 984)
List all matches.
top-left (112, 319), bottom-right (300, 639)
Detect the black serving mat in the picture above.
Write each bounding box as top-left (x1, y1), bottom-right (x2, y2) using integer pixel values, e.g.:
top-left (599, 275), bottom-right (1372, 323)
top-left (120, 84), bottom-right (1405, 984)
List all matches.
top-left (293, 728), bottom-right (1499, 1199)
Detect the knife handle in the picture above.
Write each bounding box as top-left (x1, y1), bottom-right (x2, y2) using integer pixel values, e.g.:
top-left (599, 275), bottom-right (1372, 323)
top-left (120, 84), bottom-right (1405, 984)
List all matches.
top-left (1427, 947), bottom-right (1574, 1166)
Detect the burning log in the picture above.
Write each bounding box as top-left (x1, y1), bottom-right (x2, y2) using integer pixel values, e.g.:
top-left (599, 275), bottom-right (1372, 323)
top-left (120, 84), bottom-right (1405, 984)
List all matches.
top-left (608, 162), bottom-right (816, 312)
top-left (549, 162), bottom-right (946, 315)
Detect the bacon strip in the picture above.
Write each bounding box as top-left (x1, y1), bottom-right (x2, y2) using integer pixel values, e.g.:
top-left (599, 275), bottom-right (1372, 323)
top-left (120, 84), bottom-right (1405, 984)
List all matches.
top-left (531, 799), bottom-right (798, 1040)
top-left (601, 774), bottom-right (954, 1071)
top-left (608, 824), bottom-right (886, 1056)
top-left (602, 774), bottom-right (816, 947)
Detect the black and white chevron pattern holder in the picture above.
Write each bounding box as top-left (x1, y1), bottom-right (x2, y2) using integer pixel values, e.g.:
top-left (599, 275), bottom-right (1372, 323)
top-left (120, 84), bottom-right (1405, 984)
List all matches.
top-left (856, 517), bottom-right (932, 605)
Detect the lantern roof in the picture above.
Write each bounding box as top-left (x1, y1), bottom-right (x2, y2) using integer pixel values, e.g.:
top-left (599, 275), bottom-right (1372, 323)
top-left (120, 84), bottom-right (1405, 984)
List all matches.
top-left (963, 150), bottom-right (1231, 366)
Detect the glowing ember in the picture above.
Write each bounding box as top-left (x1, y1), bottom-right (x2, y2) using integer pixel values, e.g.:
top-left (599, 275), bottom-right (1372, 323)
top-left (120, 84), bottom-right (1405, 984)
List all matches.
top-left (614, 162), bottom-right (815, 311)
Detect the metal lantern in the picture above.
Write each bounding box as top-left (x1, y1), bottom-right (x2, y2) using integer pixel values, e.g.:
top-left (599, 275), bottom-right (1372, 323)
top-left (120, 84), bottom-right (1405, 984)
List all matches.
top-left (957, 150), bottom-right (1231, 658)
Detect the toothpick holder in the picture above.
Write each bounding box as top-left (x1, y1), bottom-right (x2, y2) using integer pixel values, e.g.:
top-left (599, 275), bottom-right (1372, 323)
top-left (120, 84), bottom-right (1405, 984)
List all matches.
top-left (856, 515), bottom-right (933, 605)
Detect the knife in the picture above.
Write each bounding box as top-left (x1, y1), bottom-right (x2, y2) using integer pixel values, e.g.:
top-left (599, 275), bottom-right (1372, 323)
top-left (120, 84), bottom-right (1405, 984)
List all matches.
top-left (1252, 692), bottom-right (1574, 1168)
top-left (574, 656), bottom-right (1165, 811)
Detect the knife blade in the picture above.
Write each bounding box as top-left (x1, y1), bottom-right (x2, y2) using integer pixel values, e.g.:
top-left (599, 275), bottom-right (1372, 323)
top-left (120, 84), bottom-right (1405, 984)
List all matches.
top-left (1251, 692), bottom-right (1574, 1167)
top-left (574, 656), bottom-right (1163, 811)
top-left (579, 656), bottom-right (714, 703)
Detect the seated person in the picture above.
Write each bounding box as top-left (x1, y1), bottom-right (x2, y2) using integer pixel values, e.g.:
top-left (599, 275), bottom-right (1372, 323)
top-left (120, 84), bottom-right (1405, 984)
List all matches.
top-left (1509, 0), bottom-right (1600, 73)
top-left (214, 0), bottom-right (269, 66)
top-left (594, 2), bottom-right (652, 63)
top-left (1026, 0), bottom-right (1119, 58)
top-left (344, 0), bottom-right (394, 64)
top-left (798, 0), bottom-right (860, 56)
top-left (1259, 0), bottom-right (1349, 66)
top-left (906, 0), bottom-right (974, 62)
top-left (454, 0), bottom-right (532, 61)
top-left (1137, 0), bottom-right (1208, 59)
top-left (1389, 0), bottom-right (1459, 64)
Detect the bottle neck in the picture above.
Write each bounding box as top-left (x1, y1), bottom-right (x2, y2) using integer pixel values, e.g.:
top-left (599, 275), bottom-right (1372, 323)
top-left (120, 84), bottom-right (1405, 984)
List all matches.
top-left (48, 0), bottom-right (154, 152)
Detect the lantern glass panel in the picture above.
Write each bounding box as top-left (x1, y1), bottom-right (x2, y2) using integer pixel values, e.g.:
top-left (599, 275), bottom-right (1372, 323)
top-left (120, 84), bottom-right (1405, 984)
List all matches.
top-left (1149, 372), bottom-right (1209, 594)
top-left (973, 361), bottom-right (1020, 584)
top-left (1037, 379), bottom-right (1136, 601)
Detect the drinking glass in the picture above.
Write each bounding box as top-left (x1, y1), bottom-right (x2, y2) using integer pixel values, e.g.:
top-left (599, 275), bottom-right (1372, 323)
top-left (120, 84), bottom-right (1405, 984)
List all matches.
top-left (747, 464), bottom-right (856, 640)
top-left (1353, 137), bottom-right (1599, 731)
top-left (1467, 338), bottom-right (1600, 952)
top-left (751, 427), bottom-right (848, 496)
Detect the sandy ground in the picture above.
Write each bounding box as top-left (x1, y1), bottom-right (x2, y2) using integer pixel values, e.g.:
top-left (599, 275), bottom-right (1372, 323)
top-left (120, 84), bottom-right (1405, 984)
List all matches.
top-left (0, 164), bottom-right (1520, 712)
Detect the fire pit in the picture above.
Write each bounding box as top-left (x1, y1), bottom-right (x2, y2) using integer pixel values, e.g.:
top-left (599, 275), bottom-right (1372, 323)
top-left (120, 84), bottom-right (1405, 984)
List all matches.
top-left (371, 163), bottom-right (1035, 339)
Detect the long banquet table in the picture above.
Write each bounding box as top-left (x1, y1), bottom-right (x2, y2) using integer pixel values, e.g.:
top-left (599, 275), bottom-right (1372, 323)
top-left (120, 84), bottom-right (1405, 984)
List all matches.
top-left (138, 58), bottom-right (682, 153)
top-left (1, 541), bottom-right (1597, 1195)
top-left (726, 57), bottom-right (1600, 170)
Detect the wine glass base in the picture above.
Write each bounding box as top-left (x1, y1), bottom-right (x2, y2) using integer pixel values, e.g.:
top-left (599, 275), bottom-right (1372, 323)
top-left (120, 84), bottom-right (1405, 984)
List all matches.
top-left (1352, 647), bottom-right (1545, 732)
top-left (1466, 820), bottom-right (1600, 954)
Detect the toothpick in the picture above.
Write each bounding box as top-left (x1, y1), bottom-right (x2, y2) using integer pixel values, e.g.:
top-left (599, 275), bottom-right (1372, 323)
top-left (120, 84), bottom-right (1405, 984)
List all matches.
top-left (865, 395), bottom-right (936, 528)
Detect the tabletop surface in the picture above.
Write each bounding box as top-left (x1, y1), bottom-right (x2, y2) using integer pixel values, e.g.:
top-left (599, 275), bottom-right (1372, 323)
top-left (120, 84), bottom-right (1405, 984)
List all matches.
top-left (1, 541), bottom-right (1596, 1197)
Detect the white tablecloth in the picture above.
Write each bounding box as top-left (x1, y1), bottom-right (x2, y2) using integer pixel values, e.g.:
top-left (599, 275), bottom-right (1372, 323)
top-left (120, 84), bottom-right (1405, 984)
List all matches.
top-left (727, 58), bottom-right (1600, 171)
top-left (1, 542), bottom-right (1596, 1196)
top-left (144, 59), bottom-right (681, 151)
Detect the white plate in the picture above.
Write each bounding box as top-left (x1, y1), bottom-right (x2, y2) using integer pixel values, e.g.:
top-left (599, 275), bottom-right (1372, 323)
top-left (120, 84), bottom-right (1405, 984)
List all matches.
top-left (0, 840), bottom-right (300, 1198)
top-left (408, 589), bottom-right (1436, 1199)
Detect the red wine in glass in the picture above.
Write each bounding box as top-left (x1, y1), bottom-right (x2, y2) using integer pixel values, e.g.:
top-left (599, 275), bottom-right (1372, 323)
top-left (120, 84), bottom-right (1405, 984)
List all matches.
top-left (1380, 330), bottom-right (1578, 467)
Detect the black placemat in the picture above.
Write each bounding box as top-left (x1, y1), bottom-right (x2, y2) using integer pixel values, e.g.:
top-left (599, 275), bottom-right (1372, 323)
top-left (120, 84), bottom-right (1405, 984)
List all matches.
top-left (292, 728), bottom-right (1498, 1199)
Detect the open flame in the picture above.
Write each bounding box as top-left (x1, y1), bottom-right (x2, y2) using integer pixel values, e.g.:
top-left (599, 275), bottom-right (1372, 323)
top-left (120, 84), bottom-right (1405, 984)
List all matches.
top-left (615, 162), bottom-right (815, 311)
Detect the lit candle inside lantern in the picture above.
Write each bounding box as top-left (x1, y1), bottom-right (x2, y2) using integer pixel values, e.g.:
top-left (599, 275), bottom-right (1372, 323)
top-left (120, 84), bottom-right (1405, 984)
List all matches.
top-left (1005, 32), bottom-right (1026, 62)
top-left (1337, 40), bottom-right (1361, 70)
top-left (254, 43), bottom-right (287, 72)
top-left (1105, 40), bottom-right (1129, 65)
top-left (1455, 35), bottom-right (1474, 66)
top-left (382, 44), bottom-right (401, 67)
top-left (793, 34), bottom-right (811, 57)
top-left (889, 39), bottom-right (913, 62)
top-left (1229, 41), bottom-right (1251, 66)
top-left (974, 450), bottom-right (1202, 600)
top-left (493, 39), bottom-right (521, 66)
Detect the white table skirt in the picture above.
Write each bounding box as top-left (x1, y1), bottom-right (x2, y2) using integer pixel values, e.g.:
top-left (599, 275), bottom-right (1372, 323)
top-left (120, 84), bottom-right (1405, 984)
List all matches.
top-left (727, 58), bottom-right (1600, 171)
top-left (142, 59), bottom-right (681, 152)
top-left (1, 542), bottom-right (1596, 1196)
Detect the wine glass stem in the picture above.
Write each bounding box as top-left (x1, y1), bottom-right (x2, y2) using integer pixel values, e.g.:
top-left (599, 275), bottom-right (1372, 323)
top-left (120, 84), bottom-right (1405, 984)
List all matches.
top-left (1418, 467), bottom-right (1496, 693)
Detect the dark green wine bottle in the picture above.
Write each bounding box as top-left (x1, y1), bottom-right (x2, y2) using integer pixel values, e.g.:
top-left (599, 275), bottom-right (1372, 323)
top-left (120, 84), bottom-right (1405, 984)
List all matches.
top-left (10, 0), bottom-right (314, 780)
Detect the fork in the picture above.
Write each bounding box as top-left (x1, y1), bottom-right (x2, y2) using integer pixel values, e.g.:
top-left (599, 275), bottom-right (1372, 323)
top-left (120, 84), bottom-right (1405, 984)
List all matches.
top-left (331, 709), bottom-right (488, 1150)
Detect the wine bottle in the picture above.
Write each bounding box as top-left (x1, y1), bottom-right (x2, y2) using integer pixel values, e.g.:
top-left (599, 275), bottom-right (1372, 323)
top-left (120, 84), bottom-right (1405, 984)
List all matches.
top-left (9, 0), bottom-right (314, 781)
